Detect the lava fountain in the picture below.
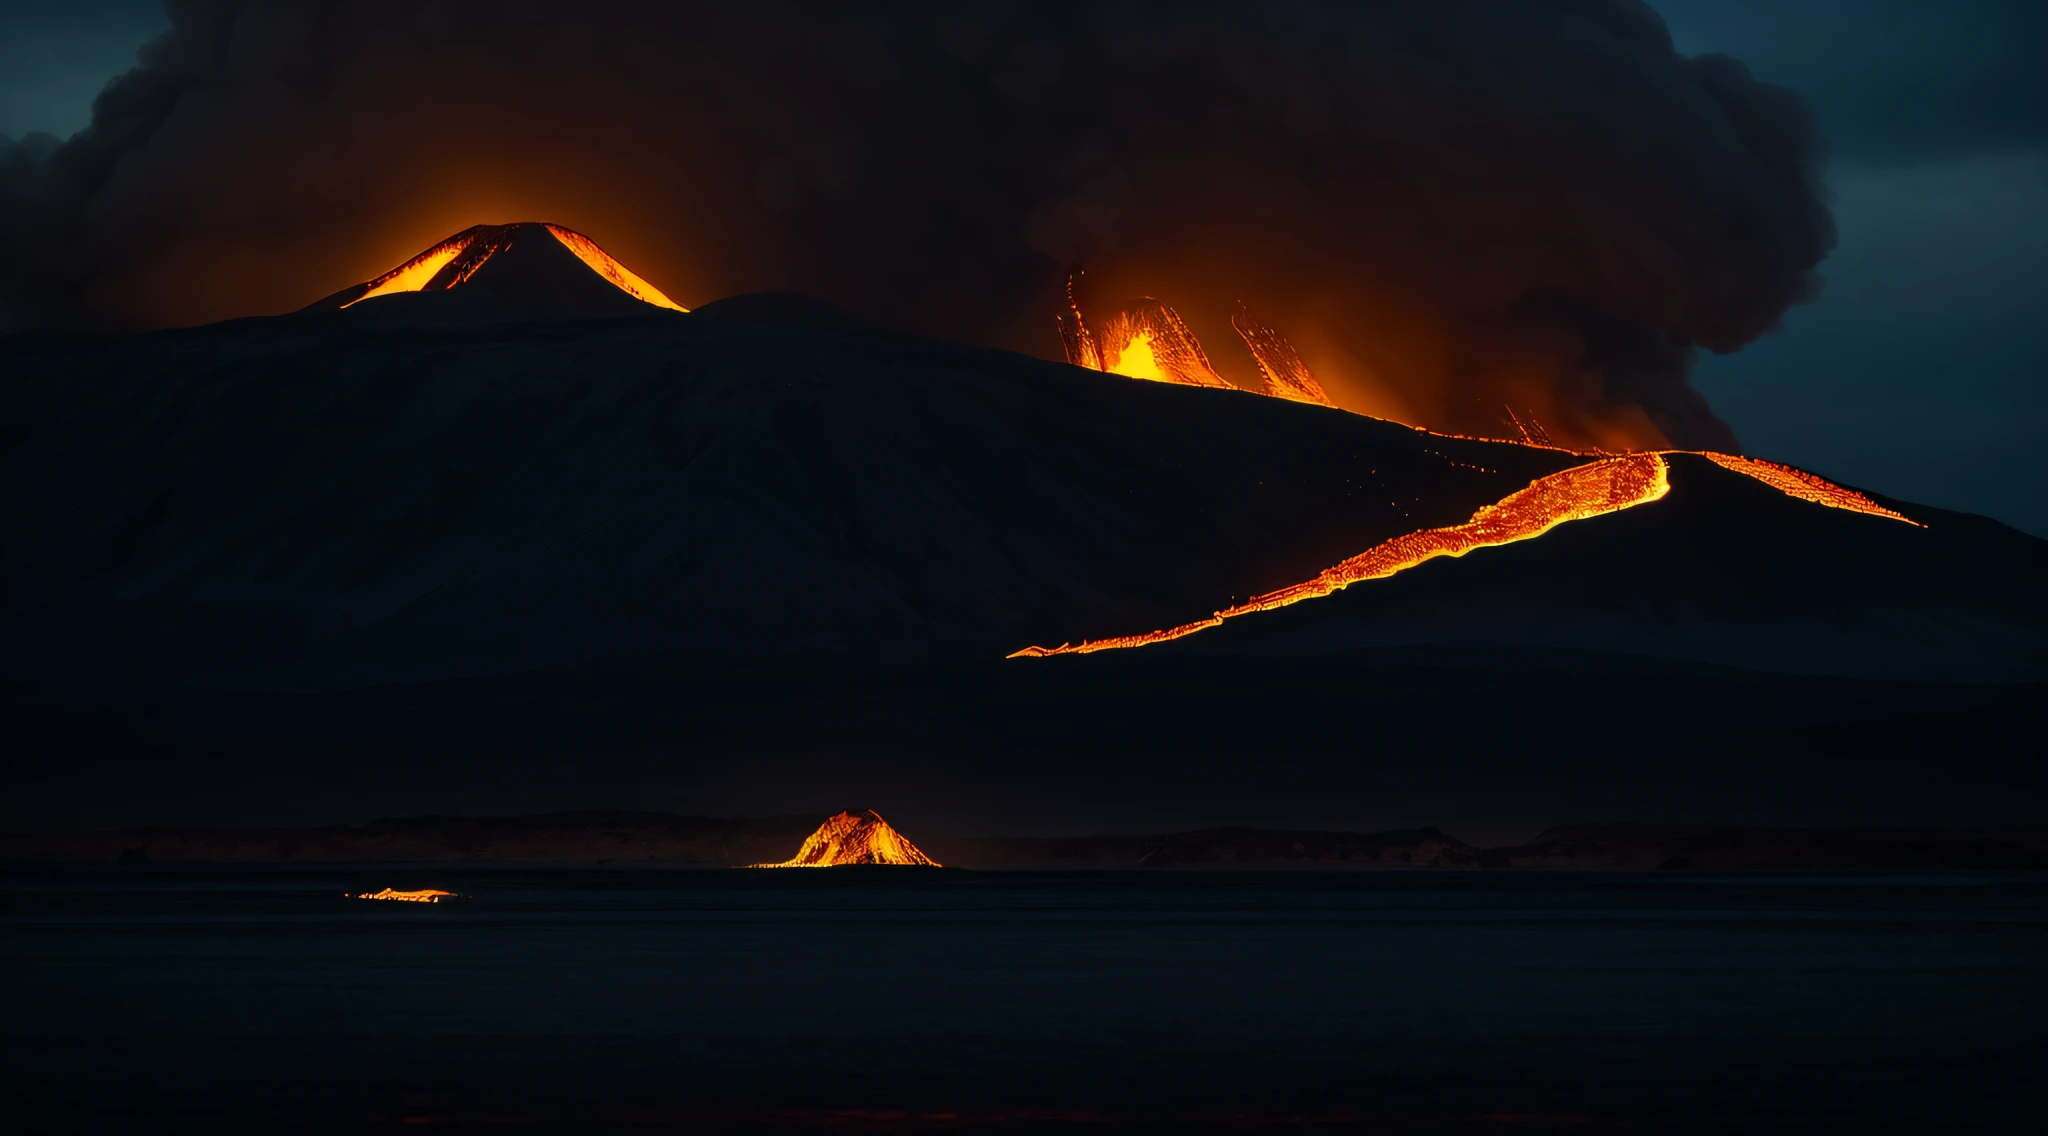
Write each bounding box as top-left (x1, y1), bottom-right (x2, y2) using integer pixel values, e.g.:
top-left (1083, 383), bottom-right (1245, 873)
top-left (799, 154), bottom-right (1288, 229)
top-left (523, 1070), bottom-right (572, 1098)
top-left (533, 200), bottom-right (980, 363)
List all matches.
top-left (1230, 304), bottom-right (1337, 408)
top-left (1060, 291), bottom-right (1233, 390)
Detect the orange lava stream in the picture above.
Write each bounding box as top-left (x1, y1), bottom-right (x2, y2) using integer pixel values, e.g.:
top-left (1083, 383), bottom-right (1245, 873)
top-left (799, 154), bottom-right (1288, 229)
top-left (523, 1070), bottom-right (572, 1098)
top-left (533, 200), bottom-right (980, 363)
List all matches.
top-left (750, 810), bottom-right (941, 868)
top-left (1700, 452), bottom-right (1922, 526)
top-left (438, 228), bottom-right (516, 288)
top-left (337, 223), bottom-right (686, 311)
top-left (340, 236), bottom-right (476, 308)
top-left (543, 224), bottom-right (688, 311)
top-left (349, 888), bottom-right (455, 903)
top-left (1010, 453), bottom-right (1671, 658)
top-left (1030, 292), bottom-right (1921, 659)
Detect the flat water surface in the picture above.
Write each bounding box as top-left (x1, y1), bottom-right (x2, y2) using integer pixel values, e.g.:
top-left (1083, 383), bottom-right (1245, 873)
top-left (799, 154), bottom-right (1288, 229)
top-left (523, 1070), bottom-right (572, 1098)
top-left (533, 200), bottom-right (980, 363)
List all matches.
top-left (5, 867), bottom-right (2042, 1131)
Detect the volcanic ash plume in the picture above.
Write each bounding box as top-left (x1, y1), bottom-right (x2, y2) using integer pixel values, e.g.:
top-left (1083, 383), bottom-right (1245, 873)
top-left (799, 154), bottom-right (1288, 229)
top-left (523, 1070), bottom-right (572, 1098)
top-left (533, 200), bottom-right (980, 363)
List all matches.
top-left (0, 1), bottom-right (1833, 449)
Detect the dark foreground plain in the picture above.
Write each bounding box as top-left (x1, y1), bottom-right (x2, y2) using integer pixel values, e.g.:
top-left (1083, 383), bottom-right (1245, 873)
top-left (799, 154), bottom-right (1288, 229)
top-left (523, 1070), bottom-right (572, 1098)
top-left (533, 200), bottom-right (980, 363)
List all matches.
top-left (5, 866), bottom-right (2042, 1132)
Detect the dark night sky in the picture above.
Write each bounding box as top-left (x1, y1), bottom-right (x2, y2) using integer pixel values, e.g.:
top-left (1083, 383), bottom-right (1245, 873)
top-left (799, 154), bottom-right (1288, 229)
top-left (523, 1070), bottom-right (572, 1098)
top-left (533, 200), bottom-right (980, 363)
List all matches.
top-left (1657, 1), bottom-right (2047, 539)
top-left (2, 1), bottom-right (2043, 536)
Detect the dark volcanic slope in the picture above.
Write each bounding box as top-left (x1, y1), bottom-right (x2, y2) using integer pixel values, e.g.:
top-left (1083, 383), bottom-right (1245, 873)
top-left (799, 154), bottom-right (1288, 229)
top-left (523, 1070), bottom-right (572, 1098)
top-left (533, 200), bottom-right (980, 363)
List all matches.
top-left (4, 309), bottom-right (2045, 832)
top-left (7, 310), bottom-right (2041, 692)
top-left (4, 312), bottom-right (1576, 691)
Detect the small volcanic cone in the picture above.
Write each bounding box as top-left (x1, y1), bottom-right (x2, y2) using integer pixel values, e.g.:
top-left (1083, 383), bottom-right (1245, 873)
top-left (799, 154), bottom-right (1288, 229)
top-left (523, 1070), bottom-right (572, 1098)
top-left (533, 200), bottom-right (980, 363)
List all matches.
top-left (751, 810), bottom-right (941, 868)
top-left (303, 222), bottom-right (686, 319)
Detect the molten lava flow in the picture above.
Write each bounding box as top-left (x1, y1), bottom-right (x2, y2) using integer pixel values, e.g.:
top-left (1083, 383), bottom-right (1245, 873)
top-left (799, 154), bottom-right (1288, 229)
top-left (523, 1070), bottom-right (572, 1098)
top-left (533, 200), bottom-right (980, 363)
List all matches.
top-left (1701, 452), bottom-right (1922, 526)
top-left (1232, 307), bottom-right (1335, 407)
top-left (341, 235), bottom-right (477, 308)
top-left (336, 222), bottom-right (687, 311)
top-left (436, 227), bottom-right (518, 288)
top-left (543, 224), bottom-right (688, 311)
top-left (751, 810), bottom-right (941, 868)
top-left (349, 888), bottom-right (455, 903)
top-left (1029, 292), bottom-right (1923, 660)
top-left (1011, 453), bottom-right (1671, 657)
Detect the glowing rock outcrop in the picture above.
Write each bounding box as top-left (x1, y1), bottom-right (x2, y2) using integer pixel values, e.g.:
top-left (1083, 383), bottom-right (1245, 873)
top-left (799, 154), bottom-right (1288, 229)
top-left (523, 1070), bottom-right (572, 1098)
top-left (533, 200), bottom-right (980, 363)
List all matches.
top-left (349, 888), bottom-right (456, 903)
top-left (751, 810), bottom-right (941, 868)
top-left (1012, 453), bottom-right (1671, 657)
top-left (328, 222), bottom-right (687, 312)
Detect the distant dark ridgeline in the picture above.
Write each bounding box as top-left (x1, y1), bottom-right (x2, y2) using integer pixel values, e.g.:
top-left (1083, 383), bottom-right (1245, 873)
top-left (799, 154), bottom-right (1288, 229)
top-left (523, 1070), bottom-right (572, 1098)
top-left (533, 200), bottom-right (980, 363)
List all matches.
top-left (953, 823), bottom-right (2048, 871)
top-left (6, 815), bottom-right (2042, 872)
top-left (2, 812), bottom-right (821, 869)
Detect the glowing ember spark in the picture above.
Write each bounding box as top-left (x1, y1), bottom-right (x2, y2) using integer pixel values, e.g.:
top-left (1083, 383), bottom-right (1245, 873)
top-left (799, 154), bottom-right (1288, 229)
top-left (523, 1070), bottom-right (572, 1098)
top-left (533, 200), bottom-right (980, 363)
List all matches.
top-left (1011, 453), bottom-right (1671, 657)
top-left (750, 810), bottom-right (941, 868)
top-left (336, 223), bottom-right (687, 311)
top-left (1701, 452), bottom-right (1922, 526)
top-left (1232, 306), bottom-right (1335, 407)
top-left (349, 888), bottom-right (456, 903)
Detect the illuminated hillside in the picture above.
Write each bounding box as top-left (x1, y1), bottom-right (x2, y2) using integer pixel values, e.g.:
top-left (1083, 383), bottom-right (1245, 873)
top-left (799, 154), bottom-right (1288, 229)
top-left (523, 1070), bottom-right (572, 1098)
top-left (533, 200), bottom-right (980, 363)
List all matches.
top-left (309, 222), bottom-right (686, 314)
top-left (751, 810), bottom-right (940, 868)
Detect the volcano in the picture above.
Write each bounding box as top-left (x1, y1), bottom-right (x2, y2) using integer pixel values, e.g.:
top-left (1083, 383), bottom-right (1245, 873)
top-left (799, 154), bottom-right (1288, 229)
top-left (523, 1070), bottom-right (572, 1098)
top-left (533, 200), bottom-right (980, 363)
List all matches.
top-left (752, 810), bottom-right (941, 867)
top-left (302, 222), bottom-right (687, 321)
top-left (3, 267), bottom-right (2044, 834)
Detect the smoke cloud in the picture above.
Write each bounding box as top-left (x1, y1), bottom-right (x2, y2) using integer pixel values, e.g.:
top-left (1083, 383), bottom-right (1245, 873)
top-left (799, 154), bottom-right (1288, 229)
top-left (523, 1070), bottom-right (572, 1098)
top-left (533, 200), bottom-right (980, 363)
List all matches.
top-left (0, 0), bottom-right (1834, 448)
